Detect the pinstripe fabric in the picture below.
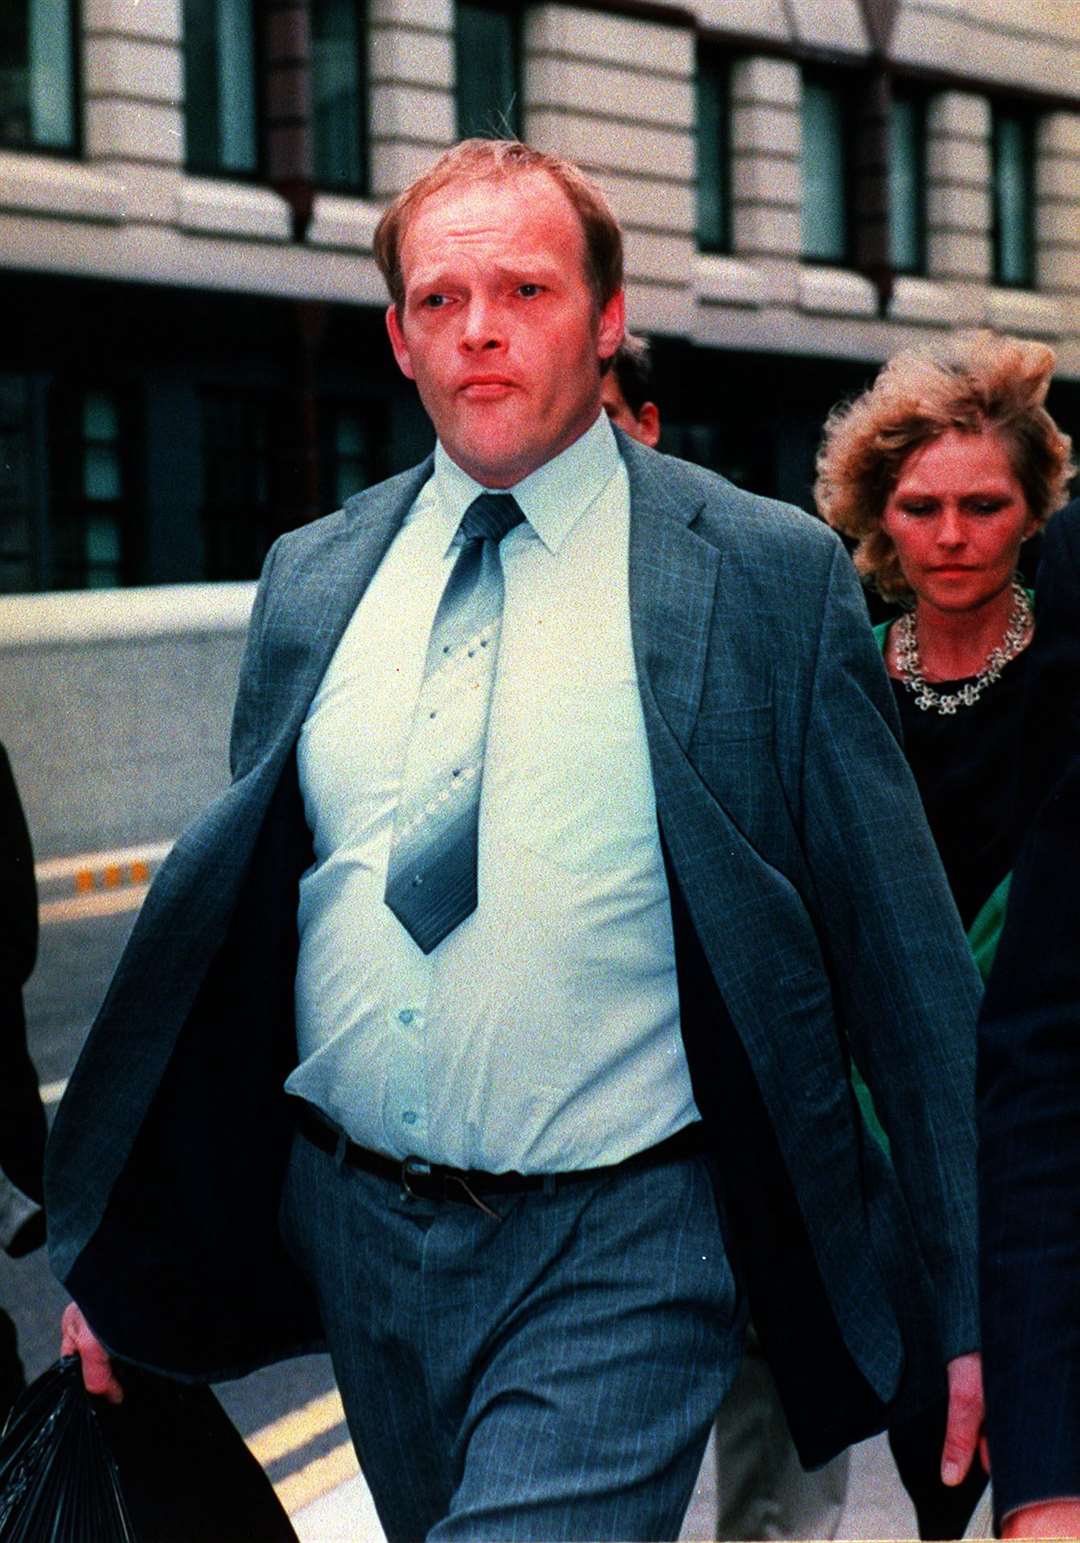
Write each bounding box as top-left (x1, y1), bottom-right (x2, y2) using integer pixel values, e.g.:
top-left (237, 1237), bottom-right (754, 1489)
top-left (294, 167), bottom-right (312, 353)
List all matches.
top-left (280, 1131), bottom-right (741, 1543)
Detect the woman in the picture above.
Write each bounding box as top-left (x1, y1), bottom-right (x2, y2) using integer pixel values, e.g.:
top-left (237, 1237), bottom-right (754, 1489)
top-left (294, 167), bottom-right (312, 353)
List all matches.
top-left (815, 330), bottom-right (1074, 1540)
top-left (817, 329), bottom-right (1074, 983)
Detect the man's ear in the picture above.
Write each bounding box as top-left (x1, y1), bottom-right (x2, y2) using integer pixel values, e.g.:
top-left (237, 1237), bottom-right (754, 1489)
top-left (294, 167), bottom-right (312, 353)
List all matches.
top-left (636, 402), bottom-right (661, 450)
top-left (385, 303), bottom-right (415, 381)
top-left (597, 289), bottom-right (626, 366)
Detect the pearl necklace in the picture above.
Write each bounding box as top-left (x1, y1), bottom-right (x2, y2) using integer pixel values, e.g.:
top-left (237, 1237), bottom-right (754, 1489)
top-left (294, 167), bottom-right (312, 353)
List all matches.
top-left (893, 580), bottom-right (1033, 716)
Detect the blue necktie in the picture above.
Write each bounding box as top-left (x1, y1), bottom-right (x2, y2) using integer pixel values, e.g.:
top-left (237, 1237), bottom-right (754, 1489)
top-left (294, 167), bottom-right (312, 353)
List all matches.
top-left (384, 493), bottom-right (525, 953)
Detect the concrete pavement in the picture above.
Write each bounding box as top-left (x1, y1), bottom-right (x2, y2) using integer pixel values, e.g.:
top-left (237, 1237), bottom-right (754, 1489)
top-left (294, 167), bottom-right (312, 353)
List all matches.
top-left (288, 1430), bottom-right (926, 1541)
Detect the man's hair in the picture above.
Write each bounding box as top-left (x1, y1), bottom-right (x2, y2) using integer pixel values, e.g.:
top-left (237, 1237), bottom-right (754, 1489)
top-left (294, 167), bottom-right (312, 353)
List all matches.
top-left (815, 330), bottom-right (1075, 601)
top-left (373, 138), bottom-right (624, 317)
top-left (611, 333), bottom-right (654, 416)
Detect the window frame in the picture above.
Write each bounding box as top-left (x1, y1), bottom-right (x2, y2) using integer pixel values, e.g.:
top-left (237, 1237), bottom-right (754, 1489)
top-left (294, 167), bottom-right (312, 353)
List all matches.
top-left (696, 45), bottom-right (733, 257)
top-left (991, 100), bottom-right (1037, 290)
top-left (454, 0), bottom-right (522, 142)
top-left (888, 82), bottom-right (928, 278)
top-left (0, 0), bottom-right (82, 159)
top-left (310, 0), bottom-right (370, 195)
top-left (800, 68), bottom-right (855, 268)
top-left (182, 0), bottom-right (265, 182)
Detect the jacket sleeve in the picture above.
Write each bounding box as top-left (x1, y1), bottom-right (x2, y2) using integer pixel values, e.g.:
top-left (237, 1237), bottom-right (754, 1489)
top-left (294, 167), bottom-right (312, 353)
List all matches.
top-left (799, 541), bottom-right (982, 1363)
top-left (229, 540), bottom-right (281, 781)
top-left (978, 499), bottom-right (1080, 1519)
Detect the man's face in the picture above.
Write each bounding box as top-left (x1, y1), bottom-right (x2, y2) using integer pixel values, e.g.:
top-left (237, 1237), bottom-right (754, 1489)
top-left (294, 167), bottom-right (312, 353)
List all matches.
top-left (386, 172), bottom-right (625, 488)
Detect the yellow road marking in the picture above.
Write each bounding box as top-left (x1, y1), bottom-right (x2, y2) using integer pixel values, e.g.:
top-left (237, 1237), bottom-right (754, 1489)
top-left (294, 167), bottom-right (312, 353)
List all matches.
top-left (247, 1388), bottom-right (347, 1466)
top-left (39, 885), bottom-right (150, 925)
top-left (274, 1440), bottom-right (359, 1516)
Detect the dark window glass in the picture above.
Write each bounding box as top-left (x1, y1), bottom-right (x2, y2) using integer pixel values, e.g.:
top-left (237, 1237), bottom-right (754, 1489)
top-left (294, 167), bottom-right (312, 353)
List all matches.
top-left (889, 88), bottom-right (926, 275)
top-left (801, 73), bottom-right (850, 263)
top-left (184, 0), bottom-right (260, 176)
top-left (312, 0), bottom-right (368, 191)
top-left (0, 0), bottom-right (78, 152)
top-left (993, 104), bottom-right (1036, 288)
top-left (697, 49), bottom-right (731, 254)
top-left (320, 403), bottom-right (375, 510)
top-left (455, 2), bottom-right (520, 140)
top-left (0, 376), bottom-right (35, 592)
top-left (50, 387), bottom-right (135, 590)
top-left (200, 392), bottom-right (284, 579)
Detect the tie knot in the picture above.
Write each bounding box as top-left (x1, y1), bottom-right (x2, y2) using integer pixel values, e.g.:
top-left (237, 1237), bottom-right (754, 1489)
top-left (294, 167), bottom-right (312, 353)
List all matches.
top-left (459, 493), bottom-right (525, 546)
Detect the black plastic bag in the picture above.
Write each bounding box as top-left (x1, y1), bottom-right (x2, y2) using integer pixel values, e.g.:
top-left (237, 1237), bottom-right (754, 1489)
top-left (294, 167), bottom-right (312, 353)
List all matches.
top-left (0, 1358), bottom-right (298, 1542)
top-left (0, 1357), bottom-right (135, 1541)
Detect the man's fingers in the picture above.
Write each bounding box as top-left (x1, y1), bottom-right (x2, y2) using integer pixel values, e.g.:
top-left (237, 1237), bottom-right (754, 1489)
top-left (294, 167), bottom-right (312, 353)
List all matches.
top-left (59, 1301), bottom-right (124, 1404)
top-left (942, 1351), bottom-right (984, 1486)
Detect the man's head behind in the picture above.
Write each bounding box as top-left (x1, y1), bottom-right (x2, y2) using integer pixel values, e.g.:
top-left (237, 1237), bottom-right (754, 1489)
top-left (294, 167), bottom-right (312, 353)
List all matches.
top-left (602, 333), bottom-right (661, 448)
top-left (374, 138), bottom-right (624, 320)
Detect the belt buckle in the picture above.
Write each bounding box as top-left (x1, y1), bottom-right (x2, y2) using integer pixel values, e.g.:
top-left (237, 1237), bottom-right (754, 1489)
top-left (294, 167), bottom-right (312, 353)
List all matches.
top-left (400, 1155), bottom-right (432, 1199)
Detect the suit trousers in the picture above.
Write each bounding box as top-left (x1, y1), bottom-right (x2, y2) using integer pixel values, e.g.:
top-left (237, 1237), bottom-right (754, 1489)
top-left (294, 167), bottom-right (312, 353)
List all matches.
top-left (279, 1129), bottom-right (744, 1543)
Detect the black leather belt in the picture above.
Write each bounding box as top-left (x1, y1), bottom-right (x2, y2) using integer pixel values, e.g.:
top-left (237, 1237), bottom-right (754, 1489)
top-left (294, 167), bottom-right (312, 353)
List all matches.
top-left (297, 1105), bottom-right (707, 1217)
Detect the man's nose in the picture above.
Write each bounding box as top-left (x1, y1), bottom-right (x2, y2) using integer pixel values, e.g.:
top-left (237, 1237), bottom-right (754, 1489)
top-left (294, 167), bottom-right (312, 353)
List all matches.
top-left (460, 298), bottom-right (504, 351)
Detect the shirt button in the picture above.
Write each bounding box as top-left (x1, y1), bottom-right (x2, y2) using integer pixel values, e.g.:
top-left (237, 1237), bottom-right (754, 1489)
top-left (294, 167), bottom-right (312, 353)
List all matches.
top-left (398, 1009), bottom-right (415, 1025)
top-left (402, 1111), bottom-right (418, 1126)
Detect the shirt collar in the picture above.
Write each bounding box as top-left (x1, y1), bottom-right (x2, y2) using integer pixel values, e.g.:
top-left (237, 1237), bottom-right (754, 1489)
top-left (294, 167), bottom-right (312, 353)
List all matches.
top-left (432, 410), bottom-right (621, 554)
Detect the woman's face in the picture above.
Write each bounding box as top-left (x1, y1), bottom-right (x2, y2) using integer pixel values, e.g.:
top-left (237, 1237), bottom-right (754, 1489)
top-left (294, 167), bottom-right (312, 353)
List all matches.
top-left (881, 427), bottom-right (1037, 613)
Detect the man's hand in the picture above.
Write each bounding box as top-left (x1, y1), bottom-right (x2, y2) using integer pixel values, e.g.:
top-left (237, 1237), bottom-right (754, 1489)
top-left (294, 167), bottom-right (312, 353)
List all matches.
top-left (60, 1301), bottom-right (124, 1404)
top-left (1003, 1501), bottom-right (1080, 1537)
top-left (941, 1351), bottom-right (985, 1485)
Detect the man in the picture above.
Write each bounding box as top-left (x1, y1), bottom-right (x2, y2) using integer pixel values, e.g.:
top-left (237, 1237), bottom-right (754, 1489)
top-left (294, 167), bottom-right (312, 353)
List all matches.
top-left (52, 139), bottom-right (984, 1541)
top-left (979, 496), bottom-right (1080, 1539)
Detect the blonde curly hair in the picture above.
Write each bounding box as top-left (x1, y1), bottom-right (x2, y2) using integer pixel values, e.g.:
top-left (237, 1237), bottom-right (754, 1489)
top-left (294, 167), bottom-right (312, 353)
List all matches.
top-left (815, 330), bottom-right (1075, 601)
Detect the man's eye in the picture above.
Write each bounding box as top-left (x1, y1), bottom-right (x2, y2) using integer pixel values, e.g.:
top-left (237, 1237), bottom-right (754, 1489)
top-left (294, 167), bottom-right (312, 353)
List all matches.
top-left (517, 284), bottom-right (542, 299)
top-left (900, 502), bottom-right (935, 517)
top-left (421, 293), bottom-right (448, 309)
top-left (970, 500), bottom-right (1007, 516)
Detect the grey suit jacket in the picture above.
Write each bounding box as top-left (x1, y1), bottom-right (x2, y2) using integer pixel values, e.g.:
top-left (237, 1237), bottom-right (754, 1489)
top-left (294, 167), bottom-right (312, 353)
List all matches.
top-left (46, 434), bottom-right (981, 1461)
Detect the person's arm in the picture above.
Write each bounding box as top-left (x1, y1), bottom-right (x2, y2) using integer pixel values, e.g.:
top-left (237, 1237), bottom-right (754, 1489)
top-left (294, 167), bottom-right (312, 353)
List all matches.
top-left (797, 543), bottom-right (984, 1475)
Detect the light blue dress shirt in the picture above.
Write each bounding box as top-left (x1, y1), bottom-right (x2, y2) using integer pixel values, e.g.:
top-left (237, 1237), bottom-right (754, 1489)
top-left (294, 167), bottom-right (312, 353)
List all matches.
top-left (286, 412), bottom-right (700, 1171)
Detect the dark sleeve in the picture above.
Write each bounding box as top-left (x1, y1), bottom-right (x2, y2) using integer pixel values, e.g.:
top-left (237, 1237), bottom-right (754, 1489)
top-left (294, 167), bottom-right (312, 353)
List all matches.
top-left (0, 744), bottom-right (38, 986)
top-left (1017, 498), bottom-right (1080, 823)
top-left (0, 745), bottom-right (45, 1205)
top-left (978, 499), bottom-right (1080, 1521)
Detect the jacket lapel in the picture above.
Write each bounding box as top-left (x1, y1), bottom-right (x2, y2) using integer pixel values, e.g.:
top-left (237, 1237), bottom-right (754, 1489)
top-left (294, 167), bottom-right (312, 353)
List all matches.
top-left (264, 458), bottom-right (434, 747)
top-left (621, 433), bottom-right (720, 751)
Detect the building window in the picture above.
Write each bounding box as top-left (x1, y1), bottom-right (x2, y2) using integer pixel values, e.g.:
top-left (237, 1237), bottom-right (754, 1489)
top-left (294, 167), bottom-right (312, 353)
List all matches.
top-left (696, 49), bottom-right (732, 254)
top-left (0, 0), bottom-right (78, 153)
top-left (801, 73), bottom-right (851, 264)
top-left (993, 104), bottom-right (1036, 288)
top-left (50, 388), bottom-right (134, 590)
top-left (312, 0), bottom-right (368, 191)
top-left (320, 404), bottom-right (375, 510)
top-left (455, 2), bottom-right (520, 140)
top-left (889, 86), bottom-right (926, 275)
top-left (183, 0), bottom-right (260, 176)
top-left (0, 377), bottom-right (35, 592)
top-left (200, 392), bottom-right (285, 579)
